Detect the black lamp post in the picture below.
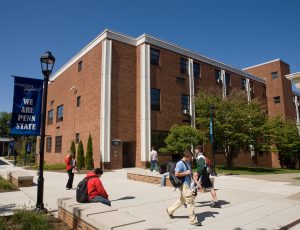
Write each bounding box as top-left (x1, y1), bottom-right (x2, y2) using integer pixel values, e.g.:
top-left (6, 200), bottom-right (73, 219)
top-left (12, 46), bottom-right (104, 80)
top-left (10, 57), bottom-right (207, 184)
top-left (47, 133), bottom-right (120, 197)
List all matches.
top-left (208, 104), bottom-right (216, 176)
top-left (36, 51), bottom-right (55, 211)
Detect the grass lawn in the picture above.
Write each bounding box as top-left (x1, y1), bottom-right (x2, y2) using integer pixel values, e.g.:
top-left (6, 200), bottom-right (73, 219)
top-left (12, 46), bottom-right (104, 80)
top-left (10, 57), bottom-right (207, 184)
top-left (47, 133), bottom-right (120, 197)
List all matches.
top-left (216, 166), bottom-right (300, 175)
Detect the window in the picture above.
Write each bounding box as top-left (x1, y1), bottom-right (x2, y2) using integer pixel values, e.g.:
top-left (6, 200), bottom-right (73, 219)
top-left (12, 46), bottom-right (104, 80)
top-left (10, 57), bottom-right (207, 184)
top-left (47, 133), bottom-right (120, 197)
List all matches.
top-left (46, 137), bottom-right (52, 152)
top-left (55, 136), bottom-right (62, 153)
top-left (274, 96), bottom-right (280, 103)
top-left (181, 94), bottom-right (190, 112)
top-left (176, 77), bottom-right (185, 85)
top-left (271, 71), bottom-right (278, 79)
top-left (56, 105), bottom-right (64, 122)
top-left (225, 73), bottom-right (231, 86)
top-left (150, 48), bottom-right (160, 66)
top-left (77, 96), bottom-right (81, 107)
top-left (193, 63), bottom-right (200, 78)
top-left (47, 109), bottom-right (53, 124)
top-left (215, 70), bottom-right (221, 84)
top-left (78, 61), bottom-right (83, 72)
top-left (250, 81), bottom-right (254, 99)
top-left (263, 86), bottom-right (266, 98)
top-left (180, 58), bottom-right (188, 74)
top-left (151, 88), bottom-right (160, 111)
top-left (241, 78), bottom-right (246, 90)
top-left (75, 133), bottom-right (80, 143)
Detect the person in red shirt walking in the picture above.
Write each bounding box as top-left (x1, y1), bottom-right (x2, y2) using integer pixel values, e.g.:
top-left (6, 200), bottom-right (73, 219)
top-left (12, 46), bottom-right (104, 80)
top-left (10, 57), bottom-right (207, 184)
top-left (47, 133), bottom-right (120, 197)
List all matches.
top-left (86, 168), bottom-right (111, 206)
top-left (65, 152), bottom-right (75, 190)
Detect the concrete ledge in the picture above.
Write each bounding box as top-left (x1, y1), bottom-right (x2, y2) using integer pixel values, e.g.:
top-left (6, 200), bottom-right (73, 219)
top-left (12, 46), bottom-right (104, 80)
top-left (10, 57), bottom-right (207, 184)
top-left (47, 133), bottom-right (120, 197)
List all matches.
top-left (10, 171), bottom-right (34, 187)
top-left (58, 198), bottom-right (145, 230)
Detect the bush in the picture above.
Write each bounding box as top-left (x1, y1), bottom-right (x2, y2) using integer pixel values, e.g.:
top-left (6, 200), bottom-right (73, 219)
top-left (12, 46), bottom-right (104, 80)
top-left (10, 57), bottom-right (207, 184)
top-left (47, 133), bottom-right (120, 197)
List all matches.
top-left (85, 134), bottom-right (94, 170)
top-left (0, 176), bottom-right (17, 191)
top-left (0, 216), bottom-right (6, 230)
top-left (31, 163), bottom-right (65, 170)
top-left (70, 140), bottom-right (76, 157)
top-left (77, 141), bottom-right (85, 170)
top-left (12, 210), bottom-right (49, 230)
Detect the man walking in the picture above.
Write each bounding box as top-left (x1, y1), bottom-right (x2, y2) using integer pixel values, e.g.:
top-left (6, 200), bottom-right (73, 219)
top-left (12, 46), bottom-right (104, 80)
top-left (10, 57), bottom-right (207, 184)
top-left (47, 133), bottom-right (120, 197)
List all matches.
top-left (150, 146), bottom-right (158, 172)
top-left (166, 150), bottom-right (201, 226)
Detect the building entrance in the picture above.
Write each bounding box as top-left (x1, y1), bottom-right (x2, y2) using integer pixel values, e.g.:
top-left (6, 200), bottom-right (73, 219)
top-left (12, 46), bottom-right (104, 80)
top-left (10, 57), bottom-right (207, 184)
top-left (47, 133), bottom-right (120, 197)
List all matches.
top-left (122, 142), bottom-right (136, 168)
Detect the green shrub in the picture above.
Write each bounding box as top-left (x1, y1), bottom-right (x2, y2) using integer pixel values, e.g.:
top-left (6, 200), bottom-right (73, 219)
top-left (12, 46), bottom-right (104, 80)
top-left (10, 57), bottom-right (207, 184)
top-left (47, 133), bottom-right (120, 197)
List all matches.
top-left (70, 140), bottom-right (76, 157)
top-left (77, 141), bottom-right (85, 170)
top-left (0, 176), bottom-right (17, 191)
top-left (12, 210), bottom-right (49, 230)
top-left (31, 163), bottom-right (65, 170)
top-left (85, 134), bottom-right (94, 170)
top-left (0, 215), bottom-right (6, 230)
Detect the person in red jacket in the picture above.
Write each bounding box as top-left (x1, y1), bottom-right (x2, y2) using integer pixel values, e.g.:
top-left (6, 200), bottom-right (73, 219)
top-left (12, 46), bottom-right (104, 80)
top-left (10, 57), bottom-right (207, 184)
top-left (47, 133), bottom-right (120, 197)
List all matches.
top-left (86, 168), bottom-right (111, 206)
top-left (65, 152), bottom-right (75, 190)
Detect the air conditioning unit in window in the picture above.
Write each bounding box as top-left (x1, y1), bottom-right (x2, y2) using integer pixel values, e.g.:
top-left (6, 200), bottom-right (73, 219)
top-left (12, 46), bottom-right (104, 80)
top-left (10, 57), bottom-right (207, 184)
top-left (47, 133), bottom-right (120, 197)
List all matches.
top-left (183, 109), bottom-right (190, 115)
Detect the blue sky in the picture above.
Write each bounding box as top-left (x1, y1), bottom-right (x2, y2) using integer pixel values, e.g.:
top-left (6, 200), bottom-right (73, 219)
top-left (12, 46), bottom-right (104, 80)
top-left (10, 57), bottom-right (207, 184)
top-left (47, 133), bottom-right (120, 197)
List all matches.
top-left (1, 0), bottom-right (299, 112)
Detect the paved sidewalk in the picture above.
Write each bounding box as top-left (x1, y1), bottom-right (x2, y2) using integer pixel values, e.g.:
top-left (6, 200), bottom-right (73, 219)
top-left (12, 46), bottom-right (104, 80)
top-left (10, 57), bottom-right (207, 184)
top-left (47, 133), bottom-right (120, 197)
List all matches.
top-left (1, 157), bottom-right (300, 229)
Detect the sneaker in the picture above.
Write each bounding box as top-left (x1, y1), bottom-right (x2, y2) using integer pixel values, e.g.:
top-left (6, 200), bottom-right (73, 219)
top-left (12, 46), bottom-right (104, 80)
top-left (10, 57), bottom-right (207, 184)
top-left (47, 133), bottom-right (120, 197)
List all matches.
top-left (166, 208), bottom-right (174, 219)
top-left (210, 201), bottom-right (220, 208)
top-left (190, 222), bottom-right (202, 226)
top-left (158, 184), bottom-right (164, 187)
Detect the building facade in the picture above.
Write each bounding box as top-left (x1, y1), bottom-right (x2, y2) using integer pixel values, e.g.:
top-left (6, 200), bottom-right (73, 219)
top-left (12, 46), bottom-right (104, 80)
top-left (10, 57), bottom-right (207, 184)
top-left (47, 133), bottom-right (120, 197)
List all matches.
top-left (41, 29), bottom-right (299, 169)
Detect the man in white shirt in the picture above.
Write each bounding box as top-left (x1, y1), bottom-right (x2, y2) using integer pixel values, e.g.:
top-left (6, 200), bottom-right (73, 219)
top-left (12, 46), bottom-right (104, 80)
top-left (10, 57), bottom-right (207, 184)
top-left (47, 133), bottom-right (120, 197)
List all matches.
top-left (150, 146), bottom-right (158, 171)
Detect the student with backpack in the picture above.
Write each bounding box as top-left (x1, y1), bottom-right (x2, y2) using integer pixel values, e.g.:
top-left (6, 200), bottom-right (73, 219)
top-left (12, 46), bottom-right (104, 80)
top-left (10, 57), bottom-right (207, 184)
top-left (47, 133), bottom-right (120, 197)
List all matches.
top-left (193, 145), bottom-right (219, 208)
top-left (166, 150), bottom-right (201, 226)
top-left (79, 168), bottom-right (111, 206)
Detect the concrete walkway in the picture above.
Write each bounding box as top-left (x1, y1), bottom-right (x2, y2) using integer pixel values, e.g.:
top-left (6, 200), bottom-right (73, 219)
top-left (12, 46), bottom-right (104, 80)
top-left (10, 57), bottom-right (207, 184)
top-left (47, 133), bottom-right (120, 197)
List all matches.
top-left (1, 157), bottom-right (300, 229)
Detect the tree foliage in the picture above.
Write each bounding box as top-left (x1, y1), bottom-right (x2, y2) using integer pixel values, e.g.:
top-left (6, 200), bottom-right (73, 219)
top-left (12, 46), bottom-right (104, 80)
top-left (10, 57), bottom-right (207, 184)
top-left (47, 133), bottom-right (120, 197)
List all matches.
top-left (85, 134), bottom-right (94, 170)
top-left (77, 141), bottom-right (85, 170)
top-left (0, 112), bottom-right (11, 137)
top-left (262, 116), bottom-right (300, 168)
top-left (70, 141), bottom-right (76, 157)
top-left (160, 125), bottom-right (205, 155)
top-left (195, 89), bottom-right (267, 168)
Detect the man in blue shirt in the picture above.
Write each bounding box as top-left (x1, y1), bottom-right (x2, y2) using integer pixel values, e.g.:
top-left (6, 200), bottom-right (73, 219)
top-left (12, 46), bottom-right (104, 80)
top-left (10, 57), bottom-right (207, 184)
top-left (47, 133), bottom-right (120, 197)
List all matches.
top-left (166, 150), bottom-right (201, 226)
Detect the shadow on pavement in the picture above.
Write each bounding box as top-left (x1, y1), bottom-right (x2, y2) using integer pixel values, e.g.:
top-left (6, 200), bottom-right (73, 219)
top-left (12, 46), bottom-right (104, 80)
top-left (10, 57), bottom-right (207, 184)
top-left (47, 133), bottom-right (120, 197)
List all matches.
top-left (195, 199), bottom-right (230, 208)
top-left (197, 211), bottom-right (219, 223)
top-left (0, 204), bottom-right (17, 214)
top-left (111, 196), bottom-right (136, 202)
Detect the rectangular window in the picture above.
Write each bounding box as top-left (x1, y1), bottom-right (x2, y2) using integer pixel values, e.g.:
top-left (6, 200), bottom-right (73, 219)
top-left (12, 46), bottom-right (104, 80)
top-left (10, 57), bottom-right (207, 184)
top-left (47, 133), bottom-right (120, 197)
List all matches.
top-left (225, 73), bottom-right (231, 86)
top-left (78, 60), bottom-right (83, 72)
top-left (47, 109), bottom-right (53, 124)
top-left (75, 133), bottom-right (80, 143)
top-left (215, 70), bottom-right (221, 84)
top-left (180, 58), bottom-right (188, 74)
top-left (181, 94), bottom-right (190, 112)
top-left (56, 105), bottom-right (64, 122)
top-left (271, 71), bottom-right (278, 79)
top-left (151, 88), bottom-right (160, 111)
top-left (274, 96), bottom-right (280, 103)
top-left (176, 77), bottom-right (185, 85)
top-left (55, 136), bottom-right (62, 153)
top-left (46, 137), bottom-right (52, 153)
top-left (193, 62), bottom-right (200, 78)
top-left (263, 86), bottom-right (266, 98)
top-left (77, 96), bottom-right (81, 107)
top-left (150, 48), bottom-right (160, 66)
top-left (241, 78), bottom-right (246, 90)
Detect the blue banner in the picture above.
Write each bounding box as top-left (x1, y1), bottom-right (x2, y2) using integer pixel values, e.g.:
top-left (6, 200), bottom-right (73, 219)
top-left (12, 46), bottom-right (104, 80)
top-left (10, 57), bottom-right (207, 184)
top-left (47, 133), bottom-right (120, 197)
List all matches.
top-left (10, 76), bottom-right (44, 136)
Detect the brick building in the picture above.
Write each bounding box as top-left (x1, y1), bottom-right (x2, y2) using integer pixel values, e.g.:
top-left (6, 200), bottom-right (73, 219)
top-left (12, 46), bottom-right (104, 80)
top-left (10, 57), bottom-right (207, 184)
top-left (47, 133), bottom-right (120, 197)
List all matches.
top-left (41, 29), bottom-right (300, 169)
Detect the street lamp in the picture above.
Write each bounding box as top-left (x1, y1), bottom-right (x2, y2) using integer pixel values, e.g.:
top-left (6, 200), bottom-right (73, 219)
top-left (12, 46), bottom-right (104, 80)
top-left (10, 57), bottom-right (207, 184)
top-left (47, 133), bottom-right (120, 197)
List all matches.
top-left (208, 104), bottom-right (216, 176)
top-left (36, 51), bottom-right (55, 211)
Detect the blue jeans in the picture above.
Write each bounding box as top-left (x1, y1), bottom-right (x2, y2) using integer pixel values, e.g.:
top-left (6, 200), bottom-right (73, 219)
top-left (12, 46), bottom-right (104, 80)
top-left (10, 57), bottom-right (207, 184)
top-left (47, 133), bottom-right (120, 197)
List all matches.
top-left (160, 172), bottom-right (169, 186)
top-left (150, 160), bottom-right (158, 171)
top-left (89, 196), bottom-right (111, 206)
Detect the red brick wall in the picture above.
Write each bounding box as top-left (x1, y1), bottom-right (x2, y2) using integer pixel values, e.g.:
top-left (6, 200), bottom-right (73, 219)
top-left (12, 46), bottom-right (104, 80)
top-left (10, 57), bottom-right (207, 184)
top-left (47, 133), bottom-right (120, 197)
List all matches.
top-left (44, 43), bottom-right (102, 167)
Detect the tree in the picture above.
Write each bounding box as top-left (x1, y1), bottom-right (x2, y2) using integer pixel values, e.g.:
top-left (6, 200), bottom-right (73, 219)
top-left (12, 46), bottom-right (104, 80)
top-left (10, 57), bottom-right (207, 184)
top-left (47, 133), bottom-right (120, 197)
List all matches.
top-left (160, 125), bottom-right (205, 155)
top-left (262, 116), bottom-right (300, 168)
top-left (195, 89), bottom-right (267, 168)
top-left (85, 134), bottom-right (94, 170)
top-left (0, 112), bottom-right (11, 137)
top-left (77, 141), bottom-right (85, 170)
top-left (70, 140), bottom-right (76, 157)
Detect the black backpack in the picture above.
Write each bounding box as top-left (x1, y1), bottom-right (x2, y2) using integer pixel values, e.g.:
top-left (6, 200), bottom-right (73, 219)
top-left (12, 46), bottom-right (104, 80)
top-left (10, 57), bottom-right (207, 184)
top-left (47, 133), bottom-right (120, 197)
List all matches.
top-left (76, 176), bottom-right (97, 203)
top-left (159, 164), bottom-right (166, 174)
top-left (168, 161), bottom-right (189, 188)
